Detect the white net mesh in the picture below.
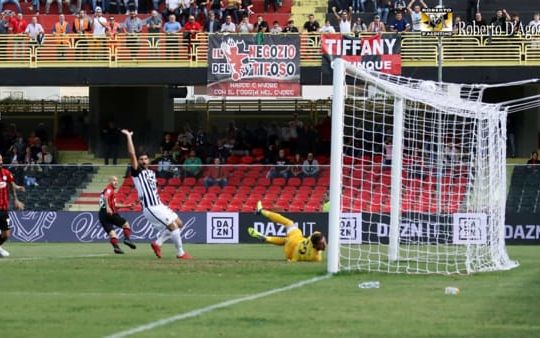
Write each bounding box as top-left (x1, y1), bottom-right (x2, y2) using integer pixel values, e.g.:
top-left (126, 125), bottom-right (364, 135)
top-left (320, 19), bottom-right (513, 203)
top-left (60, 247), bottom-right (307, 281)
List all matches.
top-left (335, 64), bottom-right (519, 274)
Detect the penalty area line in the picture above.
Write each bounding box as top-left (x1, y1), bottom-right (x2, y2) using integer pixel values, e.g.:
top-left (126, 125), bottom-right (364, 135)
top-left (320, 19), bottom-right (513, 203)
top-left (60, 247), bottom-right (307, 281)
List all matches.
top-left (104, 274), bottom-right (332, 338)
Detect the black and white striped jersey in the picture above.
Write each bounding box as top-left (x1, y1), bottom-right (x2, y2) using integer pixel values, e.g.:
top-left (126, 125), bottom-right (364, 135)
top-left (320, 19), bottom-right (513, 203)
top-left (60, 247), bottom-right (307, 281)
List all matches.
top-left (131, 167), bottom-right (161, 208)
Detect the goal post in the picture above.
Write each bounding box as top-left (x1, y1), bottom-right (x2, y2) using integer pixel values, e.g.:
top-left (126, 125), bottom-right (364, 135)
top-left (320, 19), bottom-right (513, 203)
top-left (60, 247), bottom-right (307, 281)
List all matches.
top-left (327, 59), bottom-right (345, 274)
top-left (327, 58), bottom-right (519, 274)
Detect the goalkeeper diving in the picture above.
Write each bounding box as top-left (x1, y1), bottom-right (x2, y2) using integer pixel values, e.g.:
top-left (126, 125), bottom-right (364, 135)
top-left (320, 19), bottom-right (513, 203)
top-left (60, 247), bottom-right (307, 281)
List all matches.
top-left (248, 201), bottom-right (327, 262)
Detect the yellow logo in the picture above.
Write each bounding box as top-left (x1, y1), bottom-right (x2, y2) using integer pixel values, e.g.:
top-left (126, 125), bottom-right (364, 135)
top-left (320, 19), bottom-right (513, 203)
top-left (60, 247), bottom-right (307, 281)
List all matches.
top-left (420, 8), bottom-right (453, 36)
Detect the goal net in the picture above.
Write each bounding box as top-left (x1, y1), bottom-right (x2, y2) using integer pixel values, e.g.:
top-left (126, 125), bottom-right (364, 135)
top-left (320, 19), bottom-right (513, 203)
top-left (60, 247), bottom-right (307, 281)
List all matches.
top-left (327, 59), bottom-right (519, 274)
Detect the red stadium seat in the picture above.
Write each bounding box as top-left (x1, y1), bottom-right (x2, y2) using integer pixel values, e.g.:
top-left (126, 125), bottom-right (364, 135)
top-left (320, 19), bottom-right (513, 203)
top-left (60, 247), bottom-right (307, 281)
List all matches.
top-left (302, 177), bottom-right (316, 186)
top-left (207, 186), bottom-right (222, 194)
top-left (168, 177), bottom-right (181, 186)
top-left (272, 178), bottom-right (286, 186)
top-left (157, 177), bottom-right (167, 186)
top-left (226, 155), bottom-right (241, 164)
top-left (240, 156), bottom-right (254, 164)
top-left (192, 186), bottom-right (206, 194)
top-left (228, 176), bottom-right (242, 186)
top-left (187, 193), bottom-right (202, 202)
top-left (183, 177), bottom-right (196, 186)
top-left (287, 177), bottom-right (301, 187)
top-left (242, 177), bottom-right (257, 186)
top-left (256, 177), bottom-right (271, 187)
top-left (222, 186), bottom-right (237, 194)
top-left (318, 177), bottom-right (330, 187)
top-left (163, 186), bottom-right (177, 193)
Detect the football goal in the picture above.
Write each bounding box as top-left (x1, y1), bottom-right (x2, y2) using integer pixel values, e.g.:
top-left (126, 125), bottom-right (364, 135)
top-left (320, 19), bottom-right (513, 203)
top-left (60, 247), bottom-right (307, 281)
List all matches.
top-left (327, 59), bottom-right (527, 274)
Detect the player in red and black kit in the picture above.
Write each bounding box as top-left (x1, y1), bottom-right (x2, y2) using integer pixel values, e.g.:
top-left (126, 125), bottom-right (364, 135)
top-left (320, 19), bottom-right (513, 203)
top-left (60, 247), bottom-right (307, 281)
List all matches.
top-left (0, 154), bottom-right (25, 258)
top-left (99, 176), bottom-right (137, 254)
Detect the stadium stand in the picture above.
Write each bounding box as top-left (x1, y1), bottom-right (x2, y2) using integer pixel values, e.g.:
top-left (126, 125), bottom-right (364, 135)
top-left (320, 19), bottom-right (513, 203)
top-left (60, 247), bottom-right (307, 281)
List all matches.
top-left (0, 0), bottom-right (293, 32)
top-left (506, 165), bottom-right (540, 214)
top-left (9, 164), bottom-right (96, 210)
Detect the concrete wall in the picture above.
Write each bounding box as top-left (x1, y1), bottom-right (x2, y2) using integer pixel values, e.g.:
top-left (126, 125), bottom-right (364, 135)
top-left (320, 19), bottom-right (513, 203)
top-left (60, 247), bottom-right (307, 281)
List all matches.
top-left (89, 86), bottom-right (173, 157)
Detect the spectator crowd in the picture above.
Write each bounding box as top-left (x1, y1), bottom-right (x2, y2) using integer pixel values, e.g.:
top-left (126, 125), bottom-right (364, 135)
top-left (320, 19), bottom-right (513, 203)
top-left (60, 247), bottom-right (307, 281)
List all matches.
top-left (0, 122), bottom-right (58, 172)
top-left (146, 114), bottom-right (329, 188)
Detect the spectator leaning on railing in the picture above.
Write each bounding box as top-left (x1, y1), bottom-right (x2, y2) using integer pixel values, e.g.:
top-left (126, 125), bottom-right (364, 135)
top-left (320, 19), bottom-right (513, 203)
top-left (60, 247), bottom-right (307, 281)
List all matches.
top-left (254, 15), bottom-right (268, 32)
top-left (220, 15), bottom-right (236, 32)
top-left (72, 10), bottom-right (92, 34)
top-left (389, 10), bottom-right (410, 32)
top-left (164, 14), bottom-right (181, 33)
top-left (204, 11), bottom-right (221, 32)
top-left (407, 0), bottom-right (426, 32)
top-left (93, 7), bottom-right (108, 37)
top-left (147, 9), bottom-right (163, 34)
top-left (283, 19), bottom-right (298, 33)
top-left (490, 9), bottom-right (510, 29)
top-left (12, 12), bottom-right (27, 34)
top-left (529, 13), bottom-right (540, 29)
top-left (24, 16), bottom-right (44, 44)
top-left (270, 20), bottom-right (282, 33)
top-left (237, 15), bottom-right (253, 32)
top-left (106, 16), bottom-right (121, 36)
top-left (472, 12), bottom-right (486, 27)
top-left (367, 14), bottom-right (385, 32)
top-left (303, 14), bottom-right (320, 33)
top-left (52, 14), bottom-right (70, 34)
top-left (319, 20), bottom-right (335, 33)
top-left (0, 13), bottom-right (8, 34)
top-left (332, 6), bottom-right (352, 34)
top-left (352, 17), bottom-right (367, 34)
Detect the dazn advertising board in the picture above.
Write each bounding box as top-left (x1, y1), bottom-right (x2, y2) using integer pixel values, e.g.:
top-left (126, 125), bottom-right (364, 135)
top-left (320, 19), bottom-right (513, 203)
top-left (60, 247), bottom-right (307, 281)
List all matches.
top-left (6, 211), bottom-right (540, 245)
top-left (321, 33), bottom-right (402, 75)
top-left (207, 34), bottom-right (301, 97)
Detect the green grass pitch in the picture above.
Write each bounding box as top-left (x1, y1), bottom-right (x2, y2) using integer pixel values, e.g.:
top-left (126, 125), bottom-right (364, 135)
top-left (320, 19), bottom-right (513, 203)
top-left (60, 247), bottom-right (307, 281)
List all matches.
top-left (1, 243), bottom-right (539, 338)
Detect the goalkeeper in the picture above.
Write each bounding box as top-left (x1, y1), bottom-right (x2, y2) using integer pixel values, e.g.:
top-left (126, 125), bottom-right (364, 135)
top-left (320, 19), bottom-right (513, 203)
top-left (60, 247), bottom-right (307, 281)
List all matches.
top-left (248, 201), bottom-right (327, 262)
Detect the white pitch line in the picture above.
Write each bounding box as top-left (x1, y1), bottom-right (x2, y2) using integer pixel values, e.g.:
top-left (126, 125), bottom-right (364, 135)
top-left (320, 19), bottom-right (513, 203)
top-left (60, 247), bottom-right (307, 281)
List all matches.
top-left (0, 253), bottom-right (109, 262)
top-left (104, 274), bottom-right (332, 338)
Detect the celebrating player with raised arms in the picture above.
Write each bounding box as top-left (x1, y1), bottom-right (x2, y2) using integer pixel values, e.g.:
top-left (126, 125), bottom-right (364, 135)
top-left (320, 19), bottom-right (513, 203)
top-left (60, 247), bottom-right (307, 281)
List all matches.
top-left (0, 154), bottom-right (25, 258)
top-left (98, 176), bottom-right (137, 254)
top-left (248, 201), bottom-right (326, 262)
top-left (121, 129), bottom-right (192, 260)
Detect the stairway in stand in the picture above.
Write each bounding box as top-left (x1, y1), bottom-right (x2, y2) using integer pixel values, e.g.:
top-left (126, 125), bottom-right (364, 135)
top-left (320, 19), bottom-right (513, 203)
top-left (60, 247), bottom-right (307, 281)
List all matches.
top-left (290, 0), bottom-right (327, 32)
top-left (68, 165), bottom-right (127, 211)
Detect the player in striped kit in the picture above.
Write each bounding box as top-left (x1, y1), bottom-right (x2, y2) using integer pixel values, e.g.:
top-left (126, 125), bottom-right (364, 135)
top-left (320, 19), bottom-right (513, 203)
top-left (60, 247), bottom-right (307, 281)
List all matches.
top-left (121, 129), bottom-right (192, 260)
top-left (0, 154), bottom-right (25, 258)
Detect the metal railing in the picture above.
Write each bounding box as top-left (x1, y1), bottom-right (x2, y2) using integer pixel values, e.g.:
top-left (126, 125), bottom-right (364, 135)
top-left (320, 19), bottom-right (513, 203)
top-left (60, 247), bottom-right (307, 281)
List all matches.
top-left (1, 33), bottom-right (540, 68)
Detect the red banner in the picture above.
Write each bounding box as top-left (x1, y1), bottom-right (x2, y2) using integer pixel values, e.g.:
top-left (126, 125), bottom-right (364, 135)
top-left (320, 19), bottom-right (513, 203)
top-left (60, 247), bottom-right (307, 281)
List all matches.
top-left (321, 34), bottom-right (402, 75)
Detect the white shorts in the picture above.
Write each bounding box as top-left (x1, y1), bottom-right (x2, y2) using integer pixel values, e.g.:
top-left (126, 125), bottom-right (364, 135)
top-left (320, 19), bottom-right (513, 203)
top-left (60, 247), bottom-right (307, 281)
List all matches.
top-left (143, 204), bottom-right (178, 231)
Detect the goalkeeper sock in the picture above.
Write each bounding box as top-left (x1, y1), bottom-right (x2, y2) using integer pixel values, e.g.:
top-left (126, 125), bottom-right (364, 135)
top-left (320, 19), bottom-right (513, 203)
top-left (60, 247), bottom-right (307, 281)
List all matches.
top-left (265, 236), bottom-right (287, 246)
top-left (110, 237), bottom-right (120, 248)
top-left (170, 228), bottom-right (185, 256)
top-left (261, 210), bottom-right (294, 227)
top-left (156, 229), bottom-right (171, 246)
top-left (122, 227), bottom-right (132, 239)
